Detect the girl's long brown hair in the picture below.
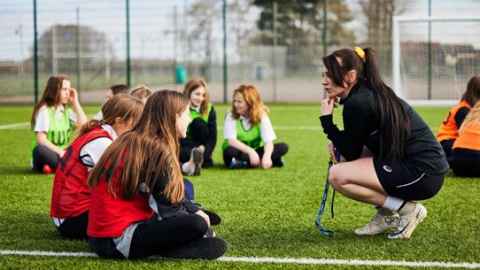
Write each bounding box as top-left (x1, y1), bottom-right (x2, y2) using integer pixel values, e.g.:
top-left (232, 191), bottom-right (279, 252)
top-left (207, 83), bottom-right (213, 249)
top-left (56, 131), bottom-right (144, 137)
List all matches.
top-left (88, 90), bottom-right (189, 203)
top-left (31, 75), bottom-right (69, 128)
top-left (183, 78), bottom-right (210, 115)
top-left (231, 84), bottom-right (268, 124)
top-left (77, 94), bottom-right (144, 137)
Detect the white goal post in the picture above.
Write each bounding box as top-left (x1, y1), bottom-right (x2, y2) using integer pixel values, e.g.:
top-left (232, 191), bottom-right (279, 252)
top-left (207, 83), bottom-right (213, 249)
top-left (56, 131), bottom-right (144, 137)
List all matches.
top-left (392, 16), bottom-right (480, 106)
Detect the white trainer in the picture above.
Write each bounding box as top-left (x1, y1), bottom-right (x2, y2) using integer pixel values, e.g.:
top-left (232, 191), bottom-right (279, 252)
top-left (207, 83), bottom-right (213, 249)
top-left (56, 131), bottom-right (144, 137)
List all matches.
top-left (192, 145), bottom-right (205, 176)
top-left (388, 203), bottom-right (427, 240)
top-left (354, 208), bottom-right (400, 236)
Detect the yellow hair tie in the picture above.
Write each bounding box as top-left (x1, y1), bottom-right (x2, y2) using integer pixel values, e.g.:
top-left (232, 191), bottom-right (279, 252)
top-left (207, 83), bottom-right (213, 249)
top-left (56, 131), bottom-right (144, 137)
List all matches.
top-left (354, 47), bottom-right (366, 62)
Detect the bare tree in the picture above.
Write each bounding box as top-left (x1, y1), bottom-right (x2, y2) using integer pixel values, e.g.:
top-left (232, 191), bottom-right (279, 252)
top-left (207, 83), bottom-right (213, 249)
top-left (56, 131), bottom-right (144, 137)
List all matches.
top-left (359, 0), bottom-right (406, 75)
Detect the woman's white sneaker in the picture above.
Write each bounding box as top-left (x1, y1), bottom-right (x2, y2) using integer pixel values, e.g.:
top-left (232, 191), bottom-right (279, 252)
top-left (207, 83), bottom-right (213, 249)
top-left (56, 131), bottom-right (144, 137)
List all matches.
top-left (387, 203), bottom-right (427, 240)
top-left (354, 208), bottom-right (400, 236)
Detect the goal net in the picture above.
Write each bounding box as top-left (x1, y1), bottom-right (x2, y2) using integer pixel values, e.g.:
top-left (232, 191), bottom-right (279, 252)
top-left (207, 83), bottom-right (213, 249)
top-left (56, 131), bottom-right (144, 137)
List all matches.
top-left (393, 16), bottom-right (480, 105)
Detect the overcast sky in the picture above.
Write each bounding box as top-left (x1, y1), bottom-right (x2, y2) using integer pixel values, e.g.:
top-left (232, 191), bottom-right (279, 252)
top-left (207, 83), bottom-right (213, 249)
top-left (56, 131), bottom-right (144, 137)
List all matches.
top-left (1, 0), bottom-right (479, 62)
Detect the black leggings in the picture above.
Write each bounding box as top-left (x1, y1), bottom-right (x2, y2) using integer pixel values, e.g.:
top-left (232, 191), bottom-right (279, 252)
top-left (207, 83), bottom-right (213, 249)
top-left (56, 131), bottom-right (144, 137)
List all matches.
top-left (450, 148), bottom-right (480, 177)
top-left (89, 214), bottom-right (227, 260)
top-left (57, 212), bottom-right (89, 240)
top-left (32, 144), bottom-right (59, 172)
top-left (440, 139), bottom-right (455, 160)
top-left (223, 143), bottom-right (288, 167)
top-left (180, 119), bottom-right (215, 166)
top-left (56, 180), bottom-right (195, 240)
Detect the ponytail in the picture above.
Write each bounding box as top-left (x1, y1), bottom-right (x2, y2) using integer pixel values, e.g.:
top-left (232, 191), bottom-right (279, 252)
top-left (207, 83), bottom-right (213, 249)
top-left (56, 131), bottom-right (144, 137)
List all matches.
top-left (362, 48), bottom-right (410, 160)
top-left (76, 94), bottom-right (144, 138)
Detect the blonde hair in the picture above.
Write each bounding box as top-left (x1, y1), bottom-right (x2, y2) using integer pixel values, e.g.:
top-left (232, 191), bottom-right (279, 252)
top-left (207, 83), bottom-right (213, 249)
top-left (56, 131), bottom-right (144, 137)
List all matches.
top-left (130, 85), bottom-right (153, 102)
top-left (183, 78), bottom-right (210, 115)
top-left (77, 94), bottom-right (144, 137)
top-left (231, 84), bottom-right (268, 124)
top-left (88, 90), bottom-right (189, 204)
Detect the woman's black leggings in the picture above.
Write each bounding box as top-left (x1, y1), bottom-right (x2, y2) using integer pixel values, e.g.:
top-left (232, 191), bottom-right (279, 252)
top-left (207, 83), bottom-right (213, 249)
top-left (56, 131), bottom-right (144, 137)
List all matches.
top-left (32, 144), bottom-right (59, 172)
top-left (57, 212), bottom-right (89, 240)
top-left (450, 148), bottom-right (480, 177)
top-left (180, 119), bottom-right (215, 165)
top-left (223, 143), bottom-right (289, 167)
top-left (89, 214), bottom-right (227, 260)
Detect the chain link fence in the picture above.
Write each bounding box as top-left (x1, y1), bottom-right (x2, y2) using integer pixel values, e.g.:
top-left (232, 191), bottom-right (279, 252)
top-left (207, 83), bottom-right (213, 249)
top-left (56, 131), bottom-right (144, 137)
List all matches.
top-left (0, 0), bottom-right (479, 104)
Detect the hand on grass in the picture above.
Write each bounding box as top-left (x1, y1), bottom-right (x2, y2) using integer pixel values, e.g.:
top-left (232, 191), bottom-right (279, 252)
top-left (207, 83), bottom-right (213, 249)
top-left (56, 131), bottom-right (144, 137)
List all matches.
top-left (248, 150), bottom-right (260, 167)
top-left (261, 156), bottom-right (272, 169)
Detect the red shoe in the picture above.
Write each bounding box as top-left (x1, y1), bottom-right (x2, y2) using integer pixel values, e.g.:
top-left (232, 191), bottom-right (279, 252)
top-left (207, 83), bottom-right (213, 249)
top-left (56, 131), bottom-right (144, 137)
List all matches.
top-left (42, 164), bottom-right (53, 174)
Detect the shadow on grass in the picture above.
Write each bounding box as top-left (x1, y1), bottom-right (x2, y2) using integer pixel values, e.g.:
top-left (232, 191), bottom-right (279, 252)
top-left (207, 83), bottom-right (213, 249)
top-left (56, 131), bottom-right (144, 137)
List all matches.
top-left (0, 210), bottom-right (89, 252)
top-left (0, 166), bottom-right (39, 176)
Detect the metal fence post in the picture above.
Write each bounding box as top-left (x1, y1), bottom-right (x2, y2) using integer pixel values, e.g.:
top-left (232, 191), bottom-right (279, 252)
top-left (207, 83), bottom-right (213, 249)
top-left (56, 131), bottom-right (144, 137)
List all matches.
top-left (33, 0), bottom-right (39, 104)
top-left (126, 0), bottom-right (131, 87)
top-left (222, 0), bottom-right (228, 103)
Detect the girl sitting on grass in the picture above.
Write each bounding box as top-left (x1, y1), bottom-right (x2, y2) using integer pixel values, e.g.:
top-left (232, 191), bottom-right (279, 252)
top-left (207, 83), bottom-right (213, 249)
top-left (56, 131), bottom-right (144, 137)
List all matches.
top-left (449, 101), bottom-right (480, 177)
top-left (222, 84), bottom-right (288, 169)
top-left (50, 94), bottom-right (144, 239)
top-left (87, 90), bottom-right (226, 260)
top-left (180, 79), bottom-right (217, 176)
top-left (437, 75), bottom-right (480, 159)
top-left (31, 75), bottom-right (87, 173)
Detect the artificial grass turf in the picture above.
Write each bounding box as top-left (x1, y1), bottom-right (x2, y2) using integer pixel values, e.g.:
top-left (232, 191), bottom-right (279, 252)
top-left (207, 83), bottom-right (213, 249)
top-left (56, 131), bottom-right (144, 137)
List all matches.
top-left (0, 105), bottom-right (479, 269)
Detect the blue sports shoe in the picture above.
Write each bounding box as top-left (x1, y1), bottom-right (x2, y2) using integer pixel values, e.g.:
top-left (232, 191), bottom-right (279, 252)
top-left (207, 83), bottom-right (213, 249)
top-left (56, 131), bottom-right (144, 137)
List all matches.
top-left (229, 158), bottom-right (248, 169)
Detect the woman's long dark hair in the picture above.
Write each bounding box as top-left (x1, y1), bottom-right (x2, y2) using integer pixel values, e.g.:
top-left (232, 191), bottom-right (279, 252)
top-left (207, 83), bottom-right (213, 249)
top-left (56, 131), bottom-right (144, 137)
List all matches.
top-left (323, 48), bottom-right (410, 160)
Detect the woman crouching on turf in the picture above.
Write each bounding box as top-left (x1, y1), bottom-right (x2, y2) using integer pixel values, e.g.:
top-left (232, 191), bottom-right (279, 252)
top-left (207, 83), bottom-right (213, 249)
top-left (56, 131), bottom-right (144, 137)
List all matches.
top-left (319, 47), bottom-right (448, 239)
top-left (50, 94), bottom-right (144, 239)
top-left (222, 84), bottom-right (288, 169)
top-left (87, 90), bottom-right (227, 259)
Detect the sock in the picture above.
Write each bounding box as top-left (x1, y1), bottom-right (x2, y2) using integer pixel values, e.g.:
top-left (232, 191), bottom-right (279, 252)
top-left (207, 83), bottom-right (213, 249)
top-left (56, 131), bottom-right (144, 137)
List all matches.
top-left (182, 161), bottom-right (195, 176)
top-left (382, 196), bottom-right (405, 212)
top-left (398, 201), bottom-right (416, 215)
top-left (377, 207), bottom-right (394, 216)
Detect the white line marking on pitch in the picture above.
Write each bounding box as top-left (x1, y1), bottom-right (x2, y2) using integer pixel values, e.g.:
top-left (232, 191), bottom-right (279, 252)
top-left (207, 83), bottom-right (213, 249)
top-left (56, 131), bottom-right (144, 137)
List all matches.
top-left (0, 122), bottom-right (29, 130)
top-left (0, 122), bottom-right (322, 131)
top-left (1, 250), bottom-right (479, 269)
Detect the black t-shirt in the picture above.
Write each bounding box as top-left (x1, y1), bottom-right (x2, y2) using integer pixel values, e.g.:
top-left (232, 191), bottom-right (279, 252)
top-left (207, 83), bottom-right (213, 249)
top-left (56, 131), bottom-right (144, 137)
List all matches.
top-left (320, 82), bottom-right (449, 175)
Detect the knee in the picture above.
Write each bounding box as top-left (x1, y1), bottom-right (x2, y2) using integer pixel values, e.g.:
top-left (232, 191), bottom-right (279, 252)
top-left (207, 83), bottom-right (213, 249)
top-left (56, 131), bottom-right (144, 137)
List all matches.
top-left (190, 215), bottom-right (209, 236)
top-left (190, 119), bottom-right (209, 137)
top-left (223, 147), bottom-right (237, 159)
top-left (277, 143), bottom-right (289, 155)
top-left (328, 165), bottom-right (349, 189)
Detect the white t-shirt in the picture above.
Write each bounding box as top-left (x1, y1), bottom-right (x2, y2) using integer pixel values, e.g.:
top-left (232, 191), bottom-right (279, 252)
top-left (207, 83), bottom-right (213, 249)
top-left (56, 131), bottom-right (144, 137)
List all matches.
top-left (79, 124), bottom-right (117, 169)
top-left (34, 105), bottom-right (77, 133)
top-left (224, 112), bottom-right (277, 144)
